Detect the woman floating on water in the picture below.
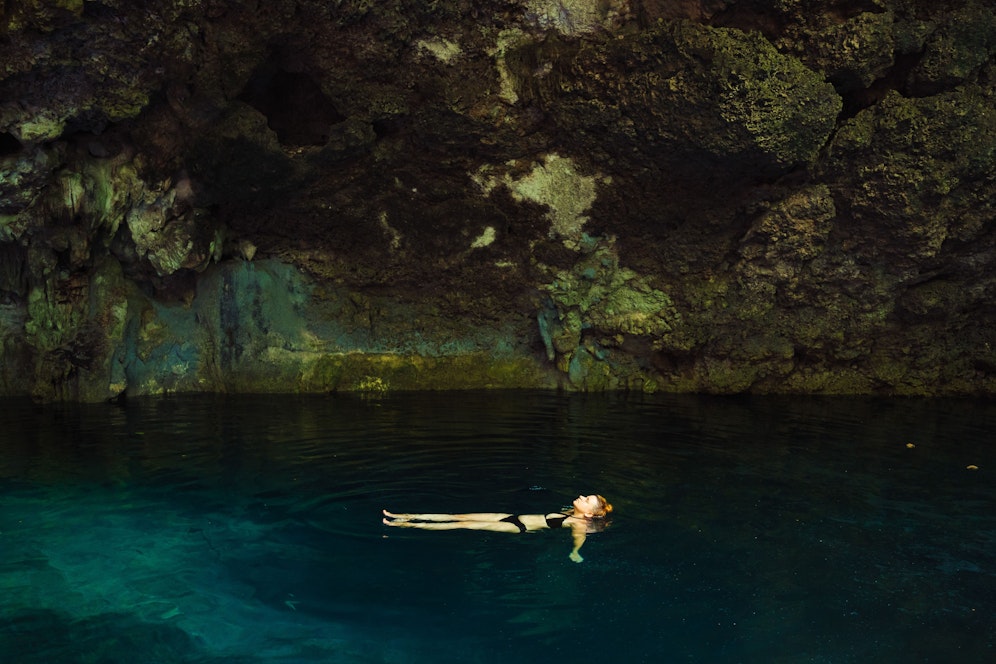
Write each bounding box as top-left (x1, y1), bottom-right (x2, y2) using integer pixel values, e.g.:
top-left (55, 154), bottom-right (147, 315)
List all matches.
top-left (383, 494), bottom-right (613, 562)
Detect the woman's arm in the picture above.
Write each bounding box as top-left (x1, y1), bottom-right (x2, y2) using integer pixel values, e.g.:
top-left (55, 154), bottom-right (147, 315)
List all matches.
top-left (569, 523), bottom-right (588, 563)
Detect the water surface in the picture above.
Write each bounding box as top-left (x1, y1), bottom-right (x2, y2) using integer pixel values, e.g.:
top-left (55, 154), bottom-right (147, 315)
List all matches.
top-left (1, 392), bottom-right (993, 662)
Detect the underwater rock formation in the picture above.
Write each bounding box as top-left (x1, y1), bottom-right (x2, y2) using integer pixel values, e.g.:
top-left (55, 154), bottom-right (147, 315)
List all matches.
top-left (1, 0), bottom-right (995, 399)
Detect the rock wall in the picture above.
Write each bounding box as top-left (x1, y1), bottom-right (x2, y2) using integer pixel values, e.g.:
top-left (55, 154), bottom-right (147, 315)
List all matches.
top-left (1, 0), bottom-right (995, 400)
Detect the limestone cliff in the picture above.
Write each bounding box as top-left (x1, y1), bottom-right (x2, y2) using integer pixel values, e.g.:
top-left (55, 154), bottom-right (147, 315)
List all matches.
top-left (1, 0), bottom-right (994, 400)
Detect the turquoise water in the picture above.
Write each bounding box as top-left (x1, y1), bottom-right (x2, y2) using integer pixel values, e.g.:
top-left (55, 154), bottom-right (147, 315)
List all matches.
top-left (0, 392), bottom-right (993, 663)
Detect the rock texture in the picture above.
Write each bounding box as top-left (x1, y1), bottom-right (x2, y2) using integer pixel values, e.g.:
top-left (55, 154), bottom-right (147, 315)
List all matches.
top-left (1, 0), bottom-right (995, 400)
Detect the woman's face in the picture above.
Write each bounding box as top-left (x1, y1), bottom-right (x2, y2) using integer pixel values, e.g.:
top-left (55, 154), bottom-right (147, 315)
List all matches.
top-left (573, 494), bottom-right (602, 516)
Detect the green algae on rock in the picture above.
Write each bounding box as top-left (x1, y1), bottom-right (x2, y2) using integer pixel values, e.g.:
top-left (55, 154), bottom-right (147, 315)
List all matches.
top-left (538, 237), bottom-right (682, 388)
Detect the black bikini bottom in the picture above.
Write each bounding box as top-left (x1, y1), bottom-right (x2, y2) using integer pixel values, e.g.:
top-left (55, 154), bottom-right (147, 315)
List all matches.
top-left (500, 514), bottom-right (527, 532)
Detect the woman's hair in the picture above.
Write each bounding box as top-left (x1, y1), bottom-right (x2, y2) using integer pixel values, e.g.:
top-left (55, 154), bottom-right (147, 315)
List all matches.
top-left (591, 494), bottom-right (613, 518)
top-left (586, 495), bottom-right (613, 533)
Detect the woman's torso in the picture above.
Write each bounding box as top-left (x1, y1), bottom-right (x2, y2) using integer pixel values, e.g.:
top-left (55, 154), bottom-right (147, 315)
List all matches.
top-left (517, 512), bottom-right (573, 531)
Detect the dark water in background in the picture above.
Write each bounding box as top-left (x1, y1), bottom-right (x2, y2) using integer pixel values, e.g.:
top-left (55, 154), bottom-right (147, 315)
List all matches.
top-left (0, 391), bottom-right (993, 663)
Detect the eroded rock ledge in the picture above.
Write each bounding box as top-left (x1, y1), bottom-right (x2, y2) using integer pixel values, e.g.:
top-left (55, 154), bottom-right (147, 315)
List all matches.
top-left (2, 0), bottom-right (995, 400)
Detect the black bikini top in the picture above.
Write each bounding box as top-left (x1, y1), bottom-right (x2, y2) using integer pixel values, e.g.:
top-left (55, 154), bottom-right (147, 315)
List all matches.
top-left (545, 513), bottom-right (570, 528)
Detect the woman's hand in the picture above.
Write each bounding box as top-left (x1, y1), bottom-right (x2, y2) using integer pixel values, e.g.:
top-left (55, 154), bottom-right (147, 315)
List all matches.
top-left (569, 523), bottom-right (587, 562)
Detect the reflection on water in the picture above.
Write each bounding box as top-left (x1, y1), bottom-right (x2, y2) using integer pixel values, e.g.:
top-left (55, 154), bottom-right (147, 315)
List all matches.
top-left (1, 392), bottom-right (994, 662)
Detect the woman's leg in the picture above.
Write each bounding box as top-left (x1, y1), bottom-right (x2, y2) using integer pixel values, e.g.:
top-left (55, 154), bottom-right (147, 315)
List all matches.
top-left (382, 519), bottom-right (522, 533)
top-left (383, 510), bottom-right (510, 522)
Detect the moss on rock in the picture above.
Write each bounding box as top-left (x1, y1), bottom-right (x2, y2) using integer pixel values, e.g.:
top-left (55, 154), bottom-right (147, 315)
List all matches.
top-left (474, 153), bottom-right (605, 249)
top-left (539, 19), bottom-right (841, 176)
top-left (911, 1), bottom-right (996, 91)
top-left (825, 84), bottom-right (996, 260)
top-left (538, 237), bottom-right (682, 390)
top-left (299, 351), bottom-right (554, 393)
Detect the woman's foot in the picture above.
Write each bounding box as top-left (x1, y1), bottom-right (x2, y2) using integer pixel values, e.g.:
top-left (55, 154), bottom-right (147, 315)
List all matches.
top-left (383, 517), bottom-right (413, 527)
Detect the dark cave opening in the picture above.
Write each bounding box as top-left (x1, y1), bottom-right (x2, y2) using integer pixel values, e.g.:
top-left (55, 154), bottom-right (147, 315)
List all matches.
top-left (0, 131), bottom-right (22, 156)
top-left (0, 241), bottom-right (27, 302)
top-left (238, 65), bottom-right (346, 148)
top-left (835, 50), bottom-right (925, 120)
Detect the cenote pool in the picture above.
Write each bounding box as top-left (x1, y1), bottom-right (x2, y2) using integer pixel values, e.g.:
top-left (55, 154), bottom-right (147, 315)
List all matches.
top-left (0, 391), bottom-right (993, 663)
